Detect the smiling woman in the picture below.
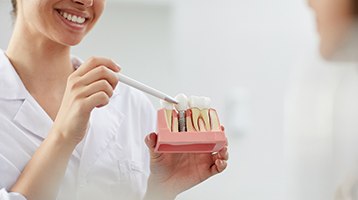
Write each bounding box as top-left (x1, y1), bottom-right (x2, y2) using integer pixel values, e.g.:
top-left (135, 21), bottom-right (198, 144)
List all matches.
top-left (0, 1), bottom-right (228, 200)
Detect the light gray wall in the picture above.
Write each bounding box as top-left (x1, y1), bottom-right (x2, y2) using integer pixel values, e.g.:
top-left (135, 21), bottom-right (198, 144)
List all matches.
top-left (172, 0), bottom-right (316, 199)
top-left (0, 1), bottom-right (13, 49)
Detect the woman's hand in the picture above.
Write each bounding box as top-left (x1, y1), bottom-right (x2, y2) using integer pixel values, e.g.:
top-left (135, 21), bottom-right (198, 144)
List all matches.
top-left (144, 133), bottom-right (229, 200)
top-left (52, 57), bottom-right (120, 144)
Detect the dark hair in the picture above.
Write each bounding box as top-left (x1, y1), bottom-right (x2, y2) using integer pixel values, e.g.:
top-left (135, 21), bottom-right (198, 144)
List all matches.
top-left (354, 0), bottom-right (358, 16)
top-left (11, 0), bottom-right (17, 16)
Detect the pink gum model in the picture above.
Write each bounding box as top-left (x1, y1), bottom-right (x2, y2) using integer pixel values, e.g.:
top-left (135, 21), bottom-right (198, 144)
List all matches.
top-left (154, 109), bottom-right (228, 153)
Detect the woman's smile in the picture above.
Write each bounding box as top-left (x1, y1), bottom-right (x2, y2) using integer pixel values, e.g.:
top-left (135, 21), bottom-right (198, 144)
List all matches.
top-left (55, 8), bottom-right (90, 31)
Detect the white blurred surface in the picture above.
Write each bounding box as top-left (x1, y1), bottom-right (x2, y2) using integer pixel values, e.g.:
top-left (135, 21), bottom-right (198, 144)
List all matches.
top-left (0, 0), bottom-right (318, 199)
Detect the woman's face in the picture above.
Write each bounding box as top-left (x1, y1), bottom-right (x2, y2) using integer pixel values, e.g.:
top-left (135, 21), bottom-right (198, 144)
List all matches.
top-left (17, 0), bottom-right (105, 46)
top-left (308, 0), bottom-right (354, 59)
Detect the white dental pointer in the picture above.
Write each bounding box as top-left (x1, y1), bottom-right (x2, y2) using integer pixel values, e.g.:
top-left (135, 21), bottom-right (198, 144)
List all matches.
top-left (115, 73), bottom-right (178, 104)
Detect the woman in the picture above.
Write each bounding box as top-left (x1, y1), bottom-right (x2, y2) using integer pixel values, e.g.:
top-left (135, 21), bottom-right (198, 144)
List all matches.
top-left (0, 1), bottom-right (229, 200)
top-left (284, 0), bottom-right (358, 199)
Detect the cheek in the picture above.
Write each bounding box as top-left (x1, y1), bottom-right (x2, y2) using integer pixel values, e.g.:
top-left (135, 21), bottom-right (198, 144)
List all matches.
top-left (94, 1), bottom-right (105, 23)
top-left (86, 1), bottom-right (105, 31)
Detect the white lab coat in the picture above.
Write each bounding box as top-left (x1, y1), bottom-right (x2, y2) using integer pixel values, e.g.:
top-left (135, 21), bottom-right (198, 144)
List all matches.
top-left (284, 53), bottom-right (358, 200)
top-left (0, 50), bottom-right (156, 200)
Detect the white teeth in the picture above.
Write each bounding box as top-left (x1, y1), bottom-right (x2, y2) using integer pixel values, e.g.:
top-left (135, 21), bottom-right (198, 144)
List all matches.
top-left (189, 96), bottom-right (207, 110)
top-left (59, 11), bottom-right (86, 24)
top-left (203, 97), bottom-right (211, 109)
top-left (71, 16), bottom-right (78, 22)
top-left (189, 96), bottom-right (199, 108)
top-left (160, 100), bottom-right (174, 110)
top-left (174, 94), bottom-right (189, 111)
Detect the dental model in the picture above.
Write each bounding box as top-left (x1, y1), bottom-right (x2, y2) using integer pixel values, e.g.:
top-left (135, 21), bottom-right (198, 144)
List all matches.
top-left (174, 94), bottom-right (189, 132)
top-left (189, 96), bottom-right (207, 132)
top-left (156, 94), bottom-right (227, 153)
top-left (159, 94), bottom-right (221, 132)
top-left (209, 108), bottom-right (221, 131)
top-left (160, 100), bottom-right (174, 131)
top-left (171, 111), bottom-right (179, 132)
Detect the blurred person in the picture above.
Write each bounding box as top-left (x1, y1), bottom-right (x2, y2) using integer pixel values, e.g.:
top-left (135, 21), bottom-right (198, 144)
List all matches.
top-left (284, 0), bottom-right (358, 199)
top-left (0, 1), bottom-right (229, 200)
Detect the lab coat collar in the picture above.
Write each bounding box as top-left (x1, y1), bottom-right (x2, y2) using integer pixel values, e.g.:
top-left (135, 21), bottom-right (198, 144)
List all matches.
top-left (0, 50), bottom-right (52, 139)
top-left (13, 96), bottom-right (54, 139)
top-left (0, 50), bottom-right (85, 141)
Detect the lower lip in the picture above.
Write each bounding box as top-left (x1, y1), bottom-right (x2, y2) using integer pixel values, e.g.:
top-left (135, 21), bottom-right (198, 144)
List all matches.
top-left (55, 10), bottom-right (87, 31)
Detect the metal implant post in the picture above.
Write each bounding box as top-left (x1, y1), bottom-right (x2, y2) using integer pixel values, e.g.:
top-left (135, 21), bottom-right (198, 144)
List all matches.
top-left (178, 110), bottom-right (186, 132)
top-left (175, 94), bottom-right (189, 132)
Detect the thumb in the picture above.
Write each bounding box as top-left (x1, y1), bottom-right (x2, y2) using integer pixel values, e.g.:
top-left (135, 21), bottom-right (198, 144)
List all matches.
top-left (145, 132), bottom-right (162, 159)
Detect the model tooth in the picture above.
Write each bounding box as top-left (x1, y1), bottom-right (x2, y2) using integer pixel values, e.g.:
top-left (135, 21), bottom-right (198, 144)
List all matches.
top-left (174, 93), bottom-right (189, 111)
top-left (190, 96), bottom-right (209, 110)
top-left (160, 100), bottom-right (174, 130)
top-left (175, 94), bottom-right (188, 132)
top-left (171, 110), bottom-right (179, 132)
top-left (189, 96), bottom-right (201, 109)
top-left (191, 107), bottom-right (201, 131)
top-left (189, 96), bottom-right (202, 131)
top-left (186, 109), bottom-right (196, 132)
top-left (203, 97), bottom-right (211, 108)
top-left (199, 97), bottom-right (211, 131)
top-left (209, 109), bottom-right (221, 131)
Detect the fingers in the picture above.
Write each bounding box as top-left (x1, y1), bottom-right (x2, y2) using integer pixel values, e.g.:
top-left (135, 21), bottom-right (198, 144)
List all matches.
top-left (218, 146), bottom-right (229, 161)
top-left (66, 57), bottom-right (121, 110)
top-left (211, 159), bottom-right (228, 175)
top-left (85, 91), bottom-right (110, 109)
top-left (212, 146), bottom-right (228, 162)
top-left (80, 65), bottom-right (119, 89)
top-left (75, 56), bottom-right (121, 77)
top-left (144, 133), bottom-right (162, 160)
top-left (210, 146), bottom-right (229, 175)
top-left (80, 80), bottom-right (114, 99)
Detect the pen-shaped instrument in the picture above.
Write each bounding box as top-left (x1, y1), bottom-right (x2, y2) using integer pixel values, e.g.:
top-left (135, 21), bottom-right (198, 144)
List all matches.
top-left (115, 73), bottom-right (178, 104)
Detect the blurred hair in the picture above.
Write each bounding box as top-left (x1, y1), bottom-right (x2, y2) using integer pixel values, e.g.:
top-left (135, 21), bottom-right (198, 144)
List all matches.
top-left (354, 0), bottom-right (358, 16)
top-left (11, 0), bottom-right (17, 16)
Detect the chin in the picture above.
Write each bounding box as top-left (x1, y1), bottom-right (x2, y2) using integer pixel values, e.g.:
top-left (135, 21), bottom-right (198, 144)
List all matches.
top-left (58, 36), bottom-right (84, 47)
top-left (319, 38), bottom-right (358, 62)
top-left (65, 40), bottom-right (82, 46)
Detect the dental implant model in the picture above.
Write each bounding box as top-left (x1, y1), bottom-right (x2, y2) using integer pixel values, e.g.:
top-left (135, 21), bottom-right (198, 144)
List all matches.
top-left (154, 93), bottom-right (227, 153)
top-left (160, 99), bottom-right (175, 132)
top-left (175, 94), bottom-right (188, 132)
top-left (188, 96), bottom-right (211, 132)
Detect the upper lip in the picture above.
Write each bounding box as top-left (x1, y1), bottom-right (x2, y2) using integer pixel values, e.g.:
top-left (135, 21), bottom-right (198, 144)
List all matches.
top-left (56, 8), bottom-right (91, 19)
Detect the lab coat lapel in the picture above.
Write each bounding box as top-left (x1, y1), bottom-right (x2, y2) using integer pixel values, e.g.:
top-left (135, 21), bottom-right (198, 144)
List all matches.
top-left (0, 50), bottom-right (53, 140)
top-left (78, 96), bottom-right (125, 178)
top-left (13, 95), bottom-right (53, 140)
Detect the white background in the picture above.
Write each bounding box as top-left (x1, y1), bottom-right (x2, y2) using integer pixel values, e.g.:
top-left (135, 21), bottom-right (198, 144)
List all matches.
top-left (0, 0), bottom-right (318, 199)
